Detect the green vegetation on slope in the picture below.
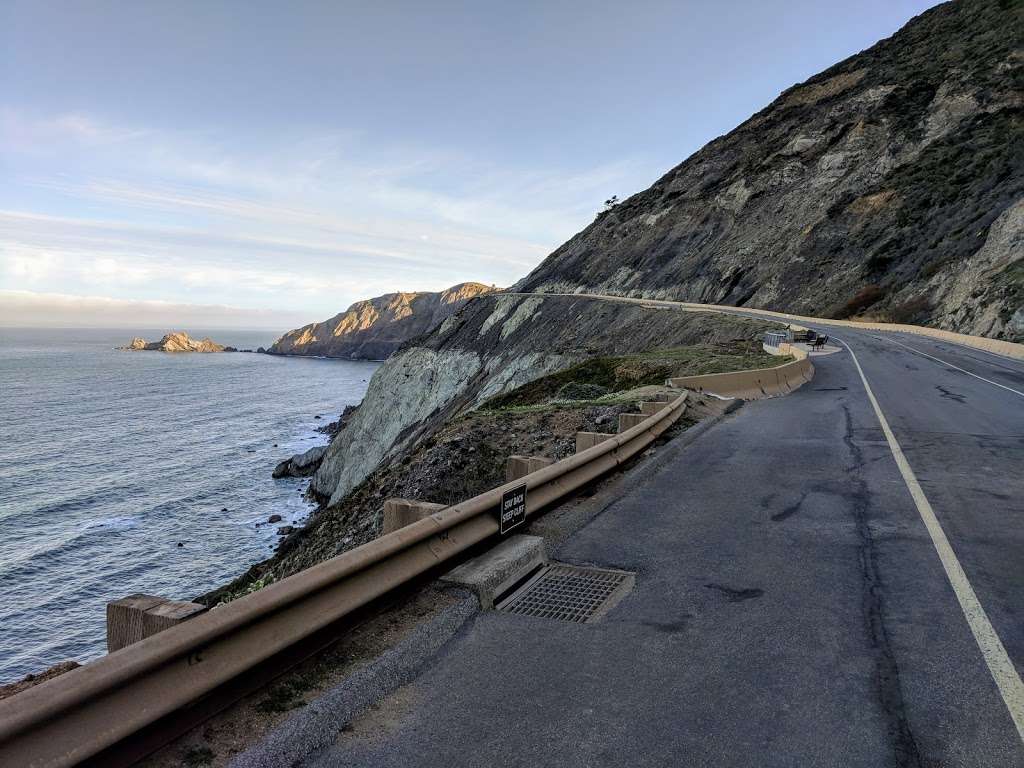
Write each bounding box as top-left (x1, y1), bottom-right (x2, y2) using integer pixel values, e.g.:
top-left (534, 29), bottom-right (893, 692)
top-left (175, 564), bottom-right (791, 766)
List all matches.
top-left (482, 340), bottom-right (783, 410)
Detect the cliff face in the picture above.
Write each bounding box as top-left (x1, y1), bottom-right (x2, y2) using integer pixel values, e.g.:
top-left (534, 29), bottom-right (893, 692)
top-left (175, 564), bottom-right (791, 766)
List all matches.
top-left (516, 0), bottom-right (1024, 340)
top-left (268, 282), bottom-right (499, 359)
top-left (121, 332), bottom-right (230, 352)
top-left (310, 293), bottom-right (780, 505)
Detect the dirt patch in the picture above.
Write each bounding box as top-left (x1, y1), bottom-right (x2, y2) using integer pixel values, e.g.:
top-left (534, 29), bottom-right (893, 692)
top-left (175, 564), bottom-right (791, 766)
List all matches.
top-left (0, 660), bottom-right (80, 702)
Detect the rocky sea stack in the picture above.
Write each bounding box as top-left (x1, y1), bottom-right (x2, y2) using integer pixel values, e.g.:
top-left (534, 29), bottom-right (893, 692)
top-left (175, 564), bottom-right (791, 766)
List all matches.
top-left (267, 282), bottom-right (499, 359)
top-left (120, 332), bottom-right (236, 353)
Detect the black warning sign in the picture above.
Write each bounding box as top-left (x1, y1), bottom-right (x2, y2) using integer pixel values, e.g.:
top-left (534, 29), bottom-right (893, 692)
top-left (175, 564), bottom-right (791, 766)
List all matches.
top-left (500, 484), bottom-right (527, 534)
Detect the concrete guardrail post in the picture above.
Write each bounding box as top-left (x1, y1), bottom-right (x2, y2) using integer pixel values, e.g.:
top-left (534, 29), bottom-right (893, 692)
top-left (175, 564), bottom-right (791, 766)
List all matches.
top-left (106, 594), bottom-right (207, 653)
top-left (381, 498), bottom-right (447, 535)
top-left (506, 455), bottom-right (555, 482)
top-left (575, 431), bottom-right (616, 453)
top-left (618, 413), bottom-right (647, 432)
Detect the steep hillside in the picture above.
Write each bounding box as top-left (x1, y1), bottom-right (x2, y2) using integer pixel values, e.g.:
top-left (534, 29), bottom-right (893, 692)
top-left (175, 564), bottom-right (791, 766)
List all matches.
top-left (268, 282), bottom-right (498, 359)
top-left (516, 0), bottom-right (1023, 340)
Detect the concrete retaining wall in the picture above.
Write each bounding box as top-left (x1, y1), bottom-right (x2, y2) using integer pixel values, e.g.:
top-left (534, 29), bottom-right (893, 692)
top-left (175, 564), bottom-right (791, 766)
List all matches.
top-left (668, 356), bottom-right (813, 399)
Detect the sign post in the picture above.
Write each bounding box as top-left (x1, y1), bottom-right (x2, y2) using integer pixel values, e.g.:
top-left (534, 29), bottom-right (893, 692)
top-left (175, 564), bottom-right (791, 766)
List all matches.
top-left (500, 484), bottom-right (527, 535)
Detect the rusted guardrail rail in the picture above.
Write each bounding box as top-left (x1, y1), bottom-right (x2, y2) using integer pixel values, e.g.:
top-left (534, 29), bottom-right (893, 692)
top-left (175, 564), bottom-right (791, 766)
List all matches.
top-left (0, 390), bottom-right (697, 767)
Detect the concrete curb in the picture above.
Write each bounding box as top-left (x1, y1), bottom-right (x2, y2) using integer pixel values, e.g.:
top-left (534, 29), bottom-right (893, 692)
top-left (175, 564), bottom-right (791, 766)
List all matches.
top-left (668, 356), bottom-right (813, 400)
top-left (229, 589), bottom-right (478, 768)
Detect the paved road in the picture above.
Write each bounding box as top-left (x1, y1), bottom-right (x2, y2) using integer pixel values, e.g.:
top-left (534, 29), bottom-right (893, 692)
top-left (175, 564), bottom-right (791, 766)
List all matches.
top-left (303, 326), bottom-right (1024, 767)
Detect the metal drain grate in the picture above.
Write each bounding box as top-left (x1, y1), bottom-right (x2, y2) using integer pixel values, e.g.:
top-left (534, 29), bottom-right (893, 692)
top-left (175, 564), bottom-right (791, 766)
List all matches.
top-left (495, 564), bottom-right (635, 623)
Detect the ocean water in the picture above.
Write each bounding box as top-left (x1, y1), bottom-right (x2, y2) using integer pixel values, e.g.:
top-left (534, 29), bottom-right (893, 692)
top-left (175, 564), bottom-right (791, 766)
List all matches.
top-left (0, 328), bottom-right (378, 683)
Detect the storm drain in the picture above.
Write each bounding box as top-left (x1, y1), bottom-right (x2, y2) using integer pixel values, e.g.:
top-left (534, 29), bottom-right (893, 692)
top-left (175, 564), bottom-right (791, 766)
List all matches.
top-left (494, 564), bottom-right (635, 623)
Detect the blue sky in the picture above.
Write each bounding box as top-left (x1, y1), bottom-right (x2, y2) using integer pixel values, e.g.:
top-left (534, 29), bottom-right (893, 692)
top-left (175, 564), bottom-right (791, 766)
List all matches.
top-left (1, 0), bottom-right (938, 329)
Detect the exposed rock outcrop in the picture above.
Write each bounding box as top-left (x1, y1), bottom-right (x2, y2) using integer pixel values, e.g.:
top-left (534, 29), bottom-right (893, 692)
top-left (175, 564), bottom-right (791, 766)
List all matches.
top-left (120, 332), bottom-right (234, 353)
top-left (514, 0), bottom-right (1023, 340)
top-left (268, 282), bottom-right (499, 359)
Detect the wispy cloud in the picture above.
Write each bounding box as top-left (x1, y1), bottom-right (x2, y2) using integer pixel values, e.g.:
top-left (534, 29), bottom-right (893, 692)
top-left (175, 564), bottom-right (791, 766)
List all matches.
top-left (1, 107), bottom-right (658, 323)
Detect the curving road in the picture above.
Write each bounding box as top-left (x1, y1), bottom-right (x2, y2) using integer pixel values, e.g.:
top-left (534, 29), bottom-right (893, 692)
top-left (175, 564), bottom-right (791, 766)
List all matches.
top-left (297, 305), bottom-right (1024, 767)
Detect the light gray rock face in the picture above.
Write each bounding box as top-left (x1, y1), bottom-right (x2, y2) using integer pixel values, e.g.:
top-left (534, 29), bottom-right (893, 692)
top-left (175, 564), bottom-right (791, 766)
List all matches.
top-left (310, 294), bottom-right (776, 506)
top-left (268, 282), bottom-right (499, 359)
top-left (514, 0), bottom-right (1024, 340)
top-left (312, 347), bottom-right (485, 504)
top-left (932, 198), bottom-right (1024, 338)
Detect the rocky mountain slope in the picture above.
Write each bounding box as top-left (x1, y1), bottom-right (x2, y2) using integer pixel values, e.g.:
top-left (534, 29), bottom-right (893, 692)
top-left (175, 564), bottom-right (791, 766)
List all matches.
top-left (516, 0), bottom-right (1023, 340)
top-left (121, 332), bottom-right (233, 352)
top-left (268, 282), bottom-right (498, 359)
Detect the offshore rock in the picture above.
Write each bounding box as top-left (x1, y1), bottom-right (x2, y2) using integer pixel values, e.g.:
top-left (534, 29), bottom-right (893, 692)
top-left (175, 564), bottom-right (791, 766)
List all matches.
top-left (120, 332), bottom-right (231, 353)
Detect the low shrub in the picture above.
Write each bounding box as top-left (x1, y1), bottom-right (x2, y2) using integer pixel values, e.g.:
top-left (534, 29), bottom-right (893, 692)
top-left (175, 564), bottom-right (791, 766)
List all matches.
top-left (836, 284), bottom-right (885, 318)
top-left (555, 382), bottom-right (611, 401)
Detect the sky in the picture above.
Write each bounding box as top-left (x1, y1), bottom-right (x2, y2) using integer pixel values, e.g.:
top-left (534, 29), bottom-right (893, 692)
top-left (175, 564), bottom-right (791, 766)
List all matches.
top-left (0, 0), bottom-right (939, 330)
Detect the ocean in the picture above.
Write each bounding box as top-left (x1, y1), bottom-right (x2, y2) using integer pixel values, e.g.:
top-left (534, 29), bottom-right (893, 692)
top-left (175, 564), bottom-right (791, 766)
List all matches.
top-left (0, 327), bottom-right (378, 683)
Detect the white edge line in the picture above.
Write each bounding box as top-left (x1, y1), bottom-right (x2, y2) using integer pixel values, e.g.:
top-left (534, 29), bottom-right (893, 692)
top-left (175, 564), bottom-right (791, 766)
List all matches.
top-left (837, 335), bottom-right (1024, 744)
top-left (870, 333), bottom-right (1024, 399)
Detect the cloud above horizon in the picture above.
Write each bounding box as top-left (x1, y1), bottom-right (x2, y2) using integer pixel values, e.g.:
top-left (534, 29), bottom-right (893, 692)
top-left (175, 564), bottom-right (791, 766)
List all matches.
top-left (0, 289), bottom-right (312, 331)
top-left (1, 108), bottom-right (647, 325)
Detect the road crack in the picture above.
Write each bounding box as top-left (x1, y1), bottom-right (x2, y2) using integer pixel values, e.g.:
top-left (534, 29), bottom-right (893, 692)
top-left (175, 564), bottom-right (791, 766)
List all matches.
top-left (841, 403), bottom-right (923, 767)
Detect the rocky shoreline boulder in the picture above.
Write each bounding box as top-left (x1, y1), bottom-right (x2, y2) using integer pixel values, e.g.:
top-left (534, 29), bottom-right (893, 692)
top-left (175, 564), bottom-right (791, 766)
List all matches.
top-left (272, 444), bottom-right (328, 479)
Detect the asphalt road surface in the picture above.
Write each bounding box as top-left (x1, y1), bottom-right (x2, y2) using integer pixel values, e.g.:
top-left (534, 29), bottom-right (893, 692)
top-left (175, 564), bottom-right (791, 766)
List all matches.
top-left (302, 327), bottom-right (1024, 767)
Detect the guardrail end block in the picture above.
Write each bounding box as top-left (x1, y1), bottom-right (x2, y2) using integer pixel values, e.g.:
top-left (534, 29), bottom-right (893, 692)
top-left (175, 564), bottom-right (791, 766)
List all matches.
top-left (575, 431), bottom-right (616, 453)
top-left (506, 455), bottom-right (555, 482)
top-left (382, 497), bottom-right (447, 535)
top-left (106, 594), bottom-right (207, 653)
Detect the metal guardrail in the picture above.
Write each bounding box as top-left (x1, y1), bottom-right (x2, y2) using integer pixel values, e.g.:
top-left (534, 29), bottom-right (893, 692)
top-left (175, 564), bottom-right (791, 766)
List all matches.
top-left (0, 392), bottom-right (690, 767)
